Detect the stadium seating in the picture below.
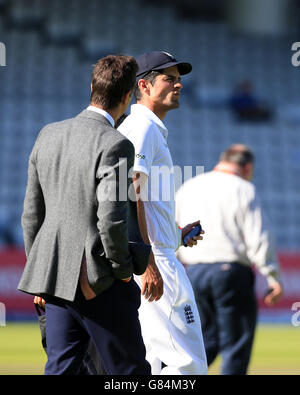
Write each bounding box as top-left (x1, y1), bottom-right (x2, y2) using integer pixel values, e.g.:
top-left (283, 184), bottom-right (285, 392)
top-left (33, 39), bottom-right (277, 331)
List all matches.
top-left (0, 0), bottom-right (299, 250)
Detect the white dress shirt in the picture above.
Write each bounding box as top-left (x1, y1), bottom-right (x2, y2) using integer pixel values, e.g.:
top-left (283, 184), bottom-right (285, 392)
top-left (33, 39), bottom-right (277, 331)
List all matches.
top-left (175, 170), bottom-right (281, 285)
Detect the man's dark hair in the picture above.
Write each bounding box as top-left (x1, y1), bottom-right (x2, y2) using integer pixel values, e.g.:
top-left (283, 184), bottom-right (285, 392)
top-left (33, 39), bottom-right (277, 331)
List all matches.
top-left (219, 145), bottom-right (254, 167)
top-left (134, 70), bottom-right (161, 101)
top-left (90, 55), bottom-right (138, 110)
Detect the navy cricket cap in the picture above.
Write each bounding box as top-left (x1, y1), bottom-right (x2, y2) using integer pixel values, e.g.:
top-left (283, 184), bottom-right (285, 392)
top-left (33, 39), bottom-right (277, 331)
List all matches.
top-left (136, 51), bottom-right (192, 79)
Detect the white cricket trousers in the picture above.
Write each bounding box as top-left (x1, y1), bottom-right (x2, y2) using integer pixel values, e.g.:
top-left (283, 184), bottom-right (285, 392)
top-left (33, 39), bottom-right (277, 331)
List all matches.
top-left (135, 248), bottom-right (208, 375)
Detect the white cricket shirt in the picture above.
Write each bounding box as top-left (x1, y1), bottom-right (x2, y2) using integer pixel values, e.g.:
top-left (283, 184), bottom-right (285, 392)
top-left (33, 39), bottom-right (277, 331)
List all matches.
top-left (175, 170), bottom-right (281, 285)
top-left (118, 104), bottom-right (181, 253)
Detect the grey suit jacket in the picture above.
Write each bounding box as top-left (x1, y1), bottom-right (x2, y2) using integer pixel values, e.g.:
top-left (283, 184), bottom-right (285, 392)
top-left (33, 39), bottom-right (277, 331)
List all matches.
top-left (18, 109), bottom-right (137, 301)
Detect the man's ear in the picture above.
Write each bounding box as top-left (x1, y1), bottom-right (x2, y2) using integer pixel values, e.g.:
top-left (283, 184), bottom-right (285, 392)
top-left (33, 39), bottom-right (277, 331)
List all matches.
top-left (138, 79), bottom-right (150, 96)
top-left (90, 83), bottom-right (93, 93)
top-left (243, 163), bottom-right (253, 181)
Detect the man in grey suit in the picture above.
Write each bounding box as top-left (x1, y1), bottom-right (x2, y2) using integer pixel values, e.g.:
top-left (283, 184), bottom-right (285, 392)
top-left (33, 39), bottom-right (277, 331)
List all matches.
top-left (18, 55), bottom-right (151, 375)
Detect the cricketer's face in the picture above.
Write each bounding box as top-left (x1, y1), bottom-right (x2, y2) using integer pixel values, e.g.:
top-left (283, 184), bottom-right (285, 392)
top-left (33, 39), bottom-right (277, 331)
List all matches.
top-left (149, 66), bottom-right (183, 112)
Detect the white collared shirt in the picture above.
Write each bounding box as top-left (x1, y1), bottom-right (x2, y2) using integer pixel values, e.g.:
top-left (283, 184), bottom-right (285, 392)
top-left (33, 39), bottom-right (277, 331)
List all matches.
top-left (86, 105), bottom-right (115, 127)
top-left (118, 104), bottom-right (182, 253)
top-left (175, 170), bottom-right (281, 285)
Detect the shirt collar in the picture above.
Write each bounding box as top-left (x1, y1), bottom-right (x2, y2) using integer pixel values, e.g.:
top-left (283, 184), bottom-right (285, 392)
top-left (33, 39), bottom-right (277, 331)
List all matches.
top-left (213, 163), bottom-right (241, 177)
top-left (86, 105), bottom-right (115, 127)
top-left (130, 104), bottom-right (168, 139)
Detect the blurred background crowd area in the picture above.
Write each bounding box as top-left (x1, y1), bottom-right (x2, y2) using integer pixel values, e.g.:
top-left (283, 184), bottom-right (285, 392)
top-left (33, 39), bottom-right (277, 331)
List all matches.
top-left (0, 0), bottom-right (300, 321)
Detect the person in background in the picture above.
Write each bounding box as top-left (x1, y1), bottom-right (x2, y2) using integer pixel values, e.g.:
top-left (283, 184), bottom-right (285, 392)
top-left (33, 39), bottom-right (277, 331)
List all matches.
top-left (176, 144), bottom-right (283, 375)
top-left (229, 80), bottom-right (273, 121)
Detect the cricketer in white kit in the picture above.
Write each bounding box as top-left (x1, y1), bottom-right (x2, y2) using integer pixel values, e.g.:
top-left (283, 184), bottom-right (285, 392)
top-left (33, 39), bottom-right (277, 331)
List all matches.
top-left (118, 51), bottom-right (207, 375)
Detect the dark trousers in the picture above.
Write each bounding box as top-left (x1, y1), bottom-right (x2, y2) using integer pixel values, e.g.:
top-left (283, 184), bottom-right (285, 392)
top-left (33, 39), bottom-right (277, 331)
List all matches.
top-left (43, 280), bottom-right (151, 375)
top-left (187, 262), bottom-right (257, 375)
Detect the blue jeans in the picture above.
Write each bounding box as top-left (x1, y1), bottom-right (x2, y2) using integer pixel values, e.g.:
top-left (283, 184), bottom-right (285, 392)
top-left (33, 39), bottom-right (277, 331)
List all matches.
top-left (187, 262), bottom-right (257, 375)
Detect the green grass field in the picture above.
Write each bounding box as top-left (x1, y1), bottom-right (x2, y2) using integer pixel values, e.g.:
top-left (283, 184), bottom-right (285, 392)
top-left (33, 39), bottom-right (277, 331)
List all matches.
top-left (209, 324), bottom-right (300, 375)
top-left (0, 322), bottom-right (299, 375)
